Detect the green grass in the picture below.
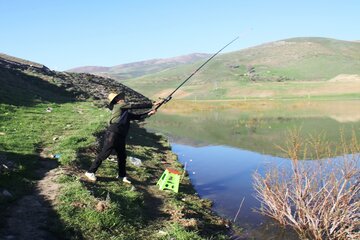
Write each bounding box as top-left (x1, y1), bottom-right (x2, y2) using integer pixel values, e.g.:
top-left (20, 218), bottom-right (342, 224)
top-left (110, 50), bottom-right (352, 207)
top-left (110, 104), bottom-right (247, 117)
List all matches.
top-left (0, 99), bottom-right (229, 239)
top-left (1, 67), bottom-right (229, 239)
top-left (0, 102), bottom-right (108, 163)
top-left (55, 175), bottom-right (144, 239)
top-left (0, 101), bottom-right (107, 227)
top-left (160, 224), bottom-right (203, 240)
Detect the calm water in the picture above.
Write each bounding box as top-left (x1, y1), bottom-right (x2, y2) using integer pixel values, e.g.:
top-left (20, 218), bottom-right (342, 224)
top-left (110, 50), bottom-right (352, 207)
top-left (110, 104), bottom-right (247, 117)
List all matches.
top-left (172, 144), bottom-right (298, 239)
top-left (145, 100), bottom-right (360, 239)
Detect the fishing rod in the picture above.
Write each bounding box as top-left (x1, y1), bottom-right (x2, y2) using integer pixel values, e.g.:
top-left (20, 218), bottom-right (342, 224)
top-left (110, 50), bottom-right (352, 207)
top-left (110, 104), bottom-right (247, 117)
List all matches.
top-left (154, 37), bottom-right (239, 110)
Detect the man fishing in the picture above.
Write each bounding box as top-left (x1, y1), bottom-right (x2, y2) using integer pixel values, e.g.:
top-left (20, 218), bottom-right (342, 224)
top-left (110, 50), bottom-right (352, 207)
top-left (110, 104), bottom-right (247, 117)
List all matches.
top-left (85, 37), bottom-right (238, 183)
top-left (85, 92), bottom-right (158, 183)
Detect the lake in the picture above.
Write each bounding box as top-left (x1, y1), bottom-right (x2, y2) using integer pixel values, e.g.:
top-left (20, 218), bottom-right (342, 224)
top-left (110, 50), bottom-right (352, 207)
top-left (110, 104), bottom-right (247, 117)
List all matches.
top-left (145, 100), bottom-right (360, 239)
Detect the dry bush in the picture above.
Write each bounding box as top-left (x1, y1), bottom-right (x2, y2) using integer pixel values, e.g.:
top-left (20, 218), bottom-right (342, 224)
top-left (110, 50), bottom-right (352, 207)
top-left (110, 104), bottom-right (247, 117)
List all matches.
top-left (253, 129), bottom-right (360, 240)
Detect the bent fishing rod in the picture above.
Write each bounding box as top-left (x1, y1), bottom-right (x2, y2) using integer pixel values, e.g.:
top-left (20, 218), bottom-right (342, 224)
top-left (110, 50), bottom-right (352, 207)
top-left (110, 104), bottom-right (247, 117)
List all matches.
top-left (154, 37), bottom-right (239, 110)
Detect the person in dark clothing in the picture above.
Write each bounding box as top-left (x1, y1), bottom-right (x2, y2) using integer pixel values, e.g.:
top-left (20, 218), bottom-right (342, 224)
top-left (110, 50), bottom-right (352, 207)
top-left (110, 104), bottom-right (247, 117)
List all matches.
top-left (85, 92), bottom-right (158, 183)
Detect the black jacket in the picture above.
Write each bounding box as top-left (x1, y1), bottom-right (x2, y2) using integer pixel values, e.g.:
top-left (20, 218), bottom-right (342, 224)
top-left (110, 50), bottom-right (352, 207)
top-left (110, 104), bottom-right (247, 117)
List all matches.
top-left (107, 102), bottom-right (149, 137)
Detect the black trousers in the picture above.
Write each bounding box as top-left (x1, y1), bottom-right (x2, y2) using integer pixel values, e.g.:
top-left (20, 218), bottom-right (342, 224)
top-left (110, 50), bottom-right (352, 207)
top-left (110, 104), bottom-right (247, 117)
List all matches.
top-left (88, 131), bottom-right (127, 177)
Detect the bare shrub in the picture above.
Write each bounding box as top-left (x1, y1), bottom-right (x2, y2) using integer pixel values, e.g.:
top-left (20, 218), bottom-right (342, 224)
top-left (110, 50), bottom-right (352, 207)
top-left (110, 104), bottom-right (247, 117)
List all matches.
top-left (253, 129), bottom-right (360, 240)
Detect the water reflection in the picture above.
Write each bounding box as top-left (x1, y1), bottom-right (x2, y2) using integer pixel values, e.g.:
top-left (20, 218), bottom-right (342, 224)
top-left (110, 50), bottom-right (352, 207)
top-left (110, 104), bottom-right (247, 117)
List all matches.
top-left (146, 100), bottom-right (360, 157)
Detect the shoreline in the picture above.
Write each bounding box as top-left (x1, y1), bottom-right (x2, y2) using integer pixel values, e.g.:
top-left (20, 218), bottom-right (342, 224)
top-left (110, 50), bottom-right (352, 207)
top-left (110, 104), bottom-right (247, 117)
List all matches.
top-left (53, 123), bottom-right (235, 239)
top-left (128, 124), bottom-right (237, 238)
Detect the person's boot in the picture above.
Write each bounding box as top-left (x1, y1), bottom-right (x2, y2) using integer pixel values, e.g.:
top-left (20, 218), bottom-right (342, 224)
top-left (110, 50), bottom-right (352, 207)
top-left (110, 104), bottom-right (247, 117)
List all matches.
top-left (85, 172), bottom-right (97, 181)
top-left (122, 177), bottom-right (131, 184)
top-left (116, 175), bottom-right (131, 184)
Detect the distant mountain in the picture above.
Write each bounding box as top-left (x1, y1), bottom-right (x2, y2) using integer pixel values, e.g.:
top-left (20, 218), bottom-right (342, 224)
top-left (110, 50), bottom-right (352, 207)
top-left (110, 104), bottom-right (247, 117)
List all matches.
top-left (122, 37), bottom-right (360, 99)
top-left (68, 66), bottom-right (111, 73)
top-left (67, 53), bottom-right (211, 80)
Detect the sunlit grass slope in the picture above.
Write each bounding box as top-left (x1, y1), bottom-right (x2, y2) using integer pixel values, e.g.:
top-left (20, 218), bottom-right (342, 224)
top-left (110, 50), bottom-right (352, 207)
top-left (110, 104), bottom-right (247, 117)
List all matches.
top-left (124, 37), bottom-right (360, 100)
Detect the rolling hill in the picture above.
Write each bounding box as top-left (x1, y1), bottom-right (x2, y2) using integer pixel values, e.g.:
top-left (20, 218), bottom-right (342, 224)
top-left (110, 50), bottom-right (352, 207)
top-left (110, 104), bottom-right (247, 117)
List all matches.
top-left (67, 53), bottom-right (210, 80)
top-left (122, 37), bottom-right (360, 100)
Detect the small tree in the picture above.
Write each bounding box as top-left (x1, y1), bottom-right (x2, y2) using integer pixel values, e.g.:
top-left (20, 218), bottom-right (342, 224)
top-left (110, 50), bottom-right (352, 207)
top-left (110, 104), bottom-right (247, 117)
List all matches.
top-left (253, 130), bottom-right (360, 240)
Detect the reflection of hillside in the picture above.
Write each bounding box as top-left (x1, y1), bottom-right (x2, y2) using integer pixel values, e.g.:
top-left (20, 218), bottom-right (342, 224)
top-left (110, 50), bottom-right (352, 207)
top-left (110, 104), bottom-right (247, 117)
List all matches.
top-left (147, 101), bottom-right (360, 157)
top-left (161, 100), bottom-right (360, 121)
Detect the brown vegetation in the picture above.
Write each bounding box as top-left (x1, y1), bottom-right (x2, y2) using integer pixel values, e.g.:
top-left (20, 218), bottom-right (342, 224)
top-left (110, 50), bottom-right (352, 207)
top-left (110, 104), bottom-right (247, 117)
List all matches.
top-left (253, 130), bottom-right (360, 240)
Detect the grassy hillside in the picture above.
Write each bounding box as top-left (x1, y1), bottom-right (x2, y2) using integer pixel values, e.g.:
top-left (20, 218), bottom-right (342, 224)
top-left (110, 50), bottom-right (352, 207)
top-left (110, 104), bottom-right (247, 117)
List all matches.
top-left (123, 37), bottom-right (360, 100)
top-left (0, 56), bottom-right (229, 239)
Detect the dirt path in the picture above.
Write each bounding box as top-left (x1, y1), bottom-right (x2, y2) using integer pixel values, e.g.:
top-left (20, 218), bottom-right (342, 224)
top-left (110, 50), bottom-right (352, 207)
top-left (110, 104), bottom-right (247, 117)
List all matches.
top-left (1, 158), bottom-right (62, 240)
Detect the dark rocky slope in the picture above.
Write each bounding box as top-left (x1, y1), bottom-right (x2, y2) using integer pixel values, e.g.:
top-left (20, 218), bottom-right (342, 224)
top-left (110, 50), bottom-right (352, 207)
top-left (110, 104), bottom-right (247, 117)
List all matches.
top-left (0, 53), bottom-right (153, 108)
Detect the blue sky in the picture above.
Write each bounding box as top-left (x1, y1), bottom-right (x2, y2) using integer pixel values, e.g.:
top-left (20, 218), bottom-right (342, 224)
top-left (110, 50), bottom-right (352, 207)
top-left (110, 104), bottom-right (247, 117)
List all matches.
top-left (1, 0), bottom-right (359, 70)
